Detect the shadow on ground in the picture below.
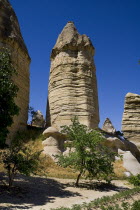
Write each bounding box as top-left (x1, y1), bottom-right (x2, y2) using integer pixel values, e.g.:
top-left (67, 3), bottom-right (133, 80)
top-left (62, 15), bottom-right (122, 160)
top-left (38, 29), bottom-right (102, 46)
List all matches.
top-left (0, 173), bottom-right (80, 209)
top-left (64, 181), bottom-right (129, 192)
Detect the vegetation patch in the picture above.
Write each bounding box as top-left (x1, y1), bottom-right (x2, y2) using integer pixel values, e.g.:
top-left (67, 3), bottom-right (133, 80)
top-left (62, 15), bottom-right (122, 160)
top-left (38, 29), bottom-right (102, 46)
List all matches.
top-left (51, 187), bottom-right (140, 210)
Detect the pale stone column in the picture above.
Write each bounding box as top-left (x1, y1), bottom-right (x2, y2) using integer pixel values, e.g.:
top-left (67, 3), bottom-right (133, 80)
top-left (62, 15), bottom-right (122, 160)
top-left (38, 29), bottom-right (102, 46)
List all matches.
top-left (47, 22), bottom-right (99, 129)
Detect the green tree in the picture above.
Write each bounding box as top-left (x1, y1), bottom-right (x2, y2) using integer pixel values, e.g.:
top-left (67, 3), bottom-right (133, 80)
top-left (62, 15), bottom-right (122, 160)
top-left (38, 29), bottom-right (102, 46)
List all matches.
top-left (58, 117), bottom-right (115, 186)
top-left (0, 48), bottom-right (19, 148)
top-left (0, 132), bottom-right (43, 187)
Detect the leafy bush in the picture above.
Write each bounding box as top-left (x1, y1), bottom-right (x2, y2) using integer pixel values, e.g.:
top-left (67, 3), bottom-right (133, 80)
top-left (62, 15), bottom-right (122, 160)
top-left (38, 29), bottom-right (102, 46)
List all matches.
top-left (58, 117), bottom-right (115, 186)
top-left (0, 48), bottom-right (19, 148)
top-left (131, 200), bottom-right (140, 210)
top-left (128, 174), bottom-right (140, 186)
top-left (0, 132), bottom-right (43, 187)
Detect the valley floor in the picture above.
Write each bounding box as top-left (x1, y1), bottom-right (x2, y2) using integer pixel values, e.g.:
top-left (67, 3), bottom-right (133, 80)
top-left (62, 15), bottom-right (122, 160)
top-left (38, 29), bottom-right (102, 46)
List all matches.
top-left (0, 175), bottom-right (136, 210)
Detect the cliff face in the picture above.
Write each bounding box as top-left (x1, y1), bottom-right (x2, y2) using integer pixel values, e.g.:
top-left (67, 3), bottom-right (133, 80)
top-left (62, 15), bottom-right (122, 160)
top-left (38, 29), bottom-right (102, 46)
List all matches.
top-left (47, 22), bottom-right (99, 129)
top-left (0, 0), bottom-right (30, 140)
top-left (122, 93), bottom-right (140, 147)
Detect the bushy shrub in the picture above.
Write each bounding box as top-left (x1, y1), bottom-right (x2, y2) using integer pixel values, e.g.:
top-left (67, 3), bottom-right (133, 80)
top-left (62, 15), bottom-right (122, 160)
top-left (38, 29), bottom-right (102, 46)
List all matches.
top-left (128, 174), bottom-right (140, 186)
top-left (0, 132), bottom-right (43, 187)
top-left (58, 117), bottom-right (115, 186)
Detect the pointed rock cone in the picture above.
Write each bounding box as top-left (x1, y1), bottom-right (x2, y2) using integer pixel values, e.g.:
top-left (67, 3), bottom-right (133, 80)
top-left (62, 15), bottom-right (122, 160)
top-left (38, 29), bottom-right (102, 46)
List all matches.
top-left (47, 22), bottom-right (99, 129)
top-left (102, 118), bottom-right (116, 134)
top-left (0, 0), bottom-right (30, 141)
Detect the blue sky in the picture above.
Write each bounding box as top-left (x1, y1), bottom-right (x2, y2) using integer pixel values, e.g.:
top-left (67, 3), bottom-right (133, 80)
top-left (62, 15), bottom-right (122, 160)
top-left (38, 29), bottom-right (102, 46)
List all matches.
top-left (10, 0), bottom-right (140, 130)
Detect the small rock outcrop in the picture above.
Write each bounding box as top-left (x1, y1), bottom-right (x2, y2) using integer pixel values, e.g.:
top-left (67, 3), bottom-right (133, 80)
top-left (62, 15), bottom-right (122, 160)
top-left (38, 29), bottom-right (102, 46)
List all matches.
top-left (101, 118), bottom-right (140, 175)
top-left (46, 21), bottom-right (99, 129)
top-left (0, 0), bottom-right (30, 140)
top-left (104, 135), bottom-right (140, 175)
top-left (32, 110), bottom-right (45, 128)
top-left (122, 93), bottom-right (140, 147)
top-left (102, 118), bottom-right (116, 134)
top-left (42, 127), bottom-right (65, 160)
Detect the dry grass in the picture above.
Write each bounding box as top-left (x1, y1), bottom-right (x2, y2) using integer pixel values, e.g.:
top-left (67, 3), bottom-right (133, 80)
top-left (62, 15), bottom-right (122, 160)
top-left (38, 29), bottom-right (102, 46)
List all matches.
top-left (44, 157), bottom-right (78, 179)
top-left (113, 159), bottom-right (126, 179)
top-left (0, 129), bottom-right (128, 180)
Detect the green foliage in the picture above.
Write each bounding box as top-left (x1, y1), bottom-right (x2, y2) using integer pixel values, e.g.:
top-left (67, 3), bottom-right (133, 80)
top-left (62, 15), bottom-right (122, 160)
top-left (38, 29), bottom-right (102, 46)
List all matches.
top-left (128, 174), bottom-right (140, 186)
top-left (52, 187), bottom-right (140, 210)
top-left (58, 117), bottom-right (115, 186)
top-left (28, 106), bottom-right (36, 125)
top-left (0, 48), bottom-right (19, 148)
top-left (131, 200), bottom-right (140, 210)
top-left (0, 132), bottom-right (42, 187)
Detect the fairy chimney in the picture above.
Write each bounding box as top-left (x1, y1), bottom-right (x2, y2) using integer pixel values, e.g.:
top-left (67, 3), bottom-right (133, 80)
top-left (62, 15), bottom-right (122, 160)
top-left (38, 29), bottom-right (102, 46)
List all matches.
top-left (122, 93), bottom-right (140, 147)
top-left (0, 0), bottom-right (30, 140)
top-left (46, 22), bottom-right (99, 129)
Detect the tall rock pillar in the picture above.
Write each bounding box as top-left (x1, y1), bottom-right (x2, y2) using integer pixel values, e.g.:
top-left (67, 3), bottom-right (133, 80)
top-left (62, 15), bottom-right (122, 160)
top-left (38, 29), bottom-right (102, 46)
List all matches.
top-left (122, 93), bottom-right (140, 147)
top-left (47, 22), bottom-right (99, 129)
top-left (0, 0), bottom-right (30, 139)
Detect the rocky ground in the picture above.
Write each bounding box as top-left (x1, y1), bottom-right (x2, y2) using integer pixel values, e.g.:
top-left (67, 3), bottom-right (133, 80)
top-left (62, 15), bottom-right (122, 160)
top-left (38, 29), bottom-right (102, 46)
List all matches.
top-left (0, 174), bottom-right (134, 210)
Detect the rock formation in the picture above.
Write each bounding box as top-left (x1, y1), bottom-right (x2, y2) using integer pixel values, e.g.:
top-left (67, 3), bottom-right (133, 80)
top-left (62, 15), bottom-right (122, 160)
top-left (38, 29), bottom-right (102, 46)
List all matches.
top-left (46, 21), bottom-right (99, 129)
top-left (102, 120), bottom-right (140, 175)
top-left (0, 0), bottom-right (30, 140)
top-left (32, 110), bottom-right (45, 128)
top-left (122, 93), bottom-right (140, 147)
top-left (42, 127), bottom-right (65, 160)
top-left (102, 118), bottom-right (116, 134)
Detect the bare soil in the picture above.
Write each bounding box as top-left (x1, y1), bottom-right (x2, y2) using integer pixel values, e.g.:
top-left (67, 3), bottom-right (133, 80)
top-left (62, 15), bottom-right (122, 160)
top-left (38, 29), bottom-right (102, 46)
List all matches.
top-left (0, 173), bottom-right (134, 210)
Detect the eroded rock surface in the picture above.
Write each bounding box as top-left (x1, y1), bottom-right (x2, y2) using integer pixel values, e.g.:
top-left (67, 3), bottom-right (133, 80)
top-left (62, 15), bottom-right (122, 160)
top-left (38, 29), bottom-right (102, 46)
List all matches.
top-left (122, 93), bottom-right (140, 147)
top-left (47, 21), bottom-right (99, 129)
top-left (42, 127), bottom-right (65, 160)
top-left (102, 129), bottom-right (140, 175)
top-left (0, 0), bottom-right (30, 141)
top-left (32, 110), bottom-right (45, 128)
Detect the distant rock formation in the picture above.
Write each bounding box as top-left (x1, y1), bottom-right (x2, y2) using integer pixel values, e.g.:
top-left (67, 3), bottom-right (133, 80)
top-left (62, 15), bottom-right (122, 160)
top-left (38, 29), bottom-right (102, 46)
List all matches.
top-left (102, 118), bottom-right (116, 134)
top-left (46, 21), bottom-right (99, 129)
top-left (122, 93), bottom-right (140, 147)
top-left (32, 110), bottom-right (45, 128)
top-left (0, 0), bottom-right (30, 141)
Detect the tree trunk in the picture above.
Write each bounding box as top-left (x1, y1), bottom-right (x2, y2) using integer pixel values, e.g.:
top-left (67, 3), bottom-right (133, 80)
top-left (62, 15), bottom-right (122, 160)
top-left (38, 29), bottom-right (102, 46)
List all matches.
top-left (8, 167), bottom-right (15, 188)
top-left (75, 171), bottom-right (82, 187)
top-left (8, 169), bottom-right (13, 188)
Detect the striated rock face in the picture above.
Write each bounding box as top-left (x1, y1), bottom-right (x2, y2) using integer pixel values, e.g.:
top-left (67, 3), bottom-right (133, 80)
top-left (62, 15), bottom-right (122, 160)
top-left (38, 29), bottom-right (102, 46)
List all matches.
top-left (122, 93), bottom-right (140, 147)
top-left (47, 21), bottom-right (99, 129)
top-left (0, 0), bottom-right (30, 140)
top-left (102, 118), bottom-right (116, 134)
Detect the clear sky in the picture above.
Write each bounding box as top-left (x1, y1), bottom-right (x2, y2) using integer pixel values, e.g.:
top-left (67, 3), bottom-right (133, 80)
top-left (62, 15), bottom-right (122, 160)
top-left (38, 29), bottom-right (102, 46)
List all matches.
top-left (10, 0), bottom-right (140, 130)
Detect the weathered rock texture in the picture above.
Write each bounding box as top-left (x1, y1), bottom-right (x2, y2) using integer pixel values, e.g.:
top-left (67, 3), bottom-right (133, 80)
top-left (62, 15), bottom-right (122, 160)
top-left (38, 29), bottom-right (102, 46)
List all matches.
top-left (103, 132), bottom-right (140, 175)
top-left (47, 21), bottom-right (99, 129)
top-left (0, 0), bottom-right (30, 140)
top-left (42, 127), bottom-right (65, 160)
top-left (102, 118), bottom-right (116, 134)
top-left (122, 93), bottom-right (140, 147)
top-left (32, 110), bottom-right (45, 128)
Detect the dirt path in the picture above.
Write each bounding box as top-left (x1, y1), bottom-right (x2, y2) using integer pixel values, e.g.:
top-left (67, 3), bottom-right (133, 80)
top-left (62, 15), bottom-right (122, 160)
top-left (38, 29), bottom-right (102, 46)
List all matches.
top-left (0, 175), bottom-right (132, 210)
